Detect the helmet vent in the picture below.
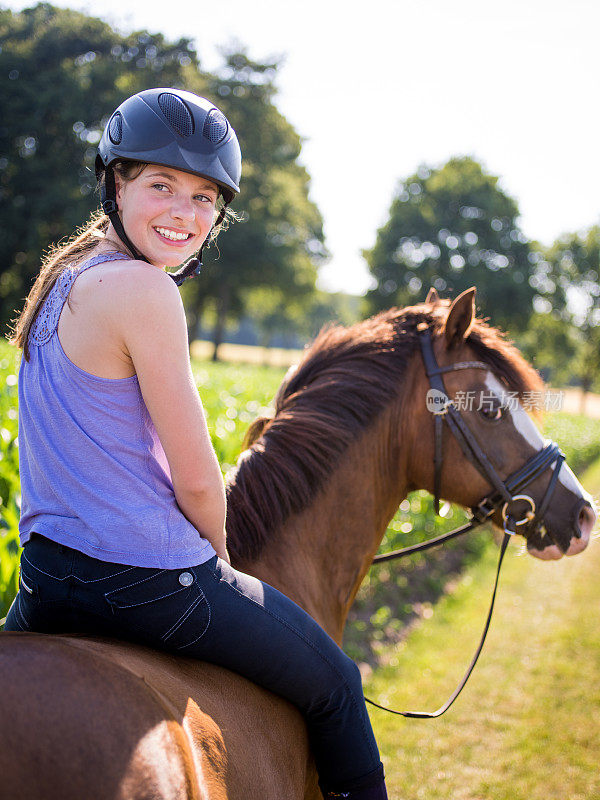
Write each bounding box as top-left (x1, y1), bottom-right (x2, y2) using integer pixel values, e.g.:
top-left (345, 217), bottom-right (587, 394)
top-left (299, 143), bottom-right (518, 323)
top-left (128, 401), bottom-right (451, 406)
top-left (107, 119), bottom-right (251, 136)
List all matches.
top-left (108, 112), bottom-right (123, 144)
top-left (203, 109), bottom-right (229, 143)
top-left (158, 92), bottom-right (194, 137)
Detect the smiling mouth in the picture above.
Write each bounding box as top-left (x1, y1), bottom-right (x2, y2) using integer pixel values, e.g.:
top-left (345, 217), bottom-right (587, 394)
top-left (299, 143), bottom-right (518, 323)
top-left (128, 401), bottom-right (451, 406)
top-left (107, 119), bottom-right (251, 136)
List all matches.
top-left (154, 226), bottom-right (193, 243)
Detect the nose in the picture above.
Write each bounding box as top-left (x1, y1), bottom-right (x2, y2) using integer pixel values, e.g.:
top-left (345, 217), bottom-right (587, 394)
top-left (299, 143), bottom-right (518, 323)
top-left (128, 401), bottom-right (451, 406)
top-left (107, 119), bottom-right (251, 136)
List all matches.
top-left (577, 501), bottom-right (596, 539)
top-left (170, 195), bottom-right (195, 223)
top-left (567, 500), bottom-right (596, 555)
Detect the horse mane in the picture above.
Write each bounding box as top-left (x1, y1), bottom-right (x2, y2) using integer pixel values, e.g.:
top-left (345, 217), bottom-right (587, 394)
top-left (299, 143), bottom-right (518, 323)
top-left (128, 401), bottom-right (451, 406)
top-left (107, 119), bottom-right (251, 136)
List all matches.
top-left (225, 300), bottom-right (543, 562)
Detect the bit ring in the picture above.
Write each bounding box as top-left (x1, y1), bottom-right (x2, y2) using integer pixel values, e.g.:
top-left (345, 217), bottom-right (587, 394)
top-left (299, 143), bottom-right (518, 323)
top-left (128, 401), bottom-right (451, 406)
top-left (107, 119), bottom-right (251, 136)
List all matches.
top-left (501, 494), bottom-right (536, 529)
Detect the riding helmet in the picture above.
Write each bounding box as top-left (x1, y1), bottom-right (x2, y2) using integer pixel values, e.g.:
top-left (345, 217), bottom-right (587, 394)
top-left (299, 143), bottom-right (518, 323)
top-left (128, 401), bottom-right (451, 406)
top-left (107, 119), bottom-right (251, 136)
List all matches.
top-left (95, 88), bottom-right (242, 284)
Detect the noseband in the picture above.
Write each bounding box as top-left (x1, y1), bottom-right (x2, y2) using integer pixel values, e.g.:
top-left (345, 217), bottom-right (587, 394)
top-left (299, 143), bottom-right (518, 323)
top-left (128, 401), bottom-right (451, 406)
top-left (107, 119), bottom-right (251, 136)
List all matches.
top-left (365, 329), bottom-right (567, 719)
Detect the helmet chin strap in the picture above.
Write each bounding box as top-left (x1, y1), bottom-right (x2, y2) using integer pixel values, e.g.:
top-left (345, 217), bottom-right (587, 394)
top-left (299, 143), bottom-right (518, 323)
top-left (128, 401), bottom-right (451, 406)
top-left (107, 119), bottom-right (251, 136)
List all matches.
top-left (101, 166), bottom-right (147, 263)
top-left (168, 206), bottom-right (227, 286)
top-left (101, 166), bottom-right (227, 287)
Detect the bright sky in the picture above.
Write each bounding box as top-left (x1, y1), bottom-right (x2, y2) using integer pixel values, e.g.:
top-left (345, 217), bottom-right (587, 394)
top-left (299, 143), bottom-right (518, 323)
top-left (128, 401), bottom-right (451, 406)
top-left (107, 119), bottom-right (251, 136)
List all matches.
top-left (6, 0), bottom-right (600, 293)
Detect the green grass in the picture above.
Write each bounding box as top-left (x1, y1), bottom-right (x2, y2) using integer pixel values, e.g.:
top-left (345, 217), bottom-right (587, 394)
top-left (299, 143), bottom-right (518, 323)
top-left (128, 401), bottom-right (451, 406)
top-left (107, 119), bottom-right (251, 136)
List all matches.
top-left (0, 343), bottom-right (21, 614)
top-left (366, 459), bottom-right (600, 799)
top-left (189, 359), bottom-right (286, 473)
top-left (542, 411), bottom-right (600, 474)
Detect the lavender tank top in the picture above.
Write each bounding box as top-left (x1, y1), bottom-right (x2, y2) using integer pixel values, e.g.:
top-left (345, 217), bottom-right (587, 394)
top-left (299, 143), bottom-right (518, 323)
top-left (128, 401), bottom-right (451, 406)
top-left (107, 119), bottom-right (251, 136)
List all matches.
top-left (18, 252), bottom-right (216, 568)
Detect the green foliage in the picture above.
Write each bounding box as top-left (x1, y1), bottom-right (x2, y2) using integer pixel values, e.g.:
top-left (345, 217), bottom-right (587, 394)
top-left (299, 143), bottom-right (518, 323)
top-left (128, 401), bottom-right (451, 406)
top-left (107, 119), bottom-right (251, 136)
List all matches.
top-left (517, 311), bottom-right (578, 385)
top-left (0, 343), bottom-right (21, 616)
top-left (542, 411), bottom-right (600, 474)
top-left (534, 225), bottom-right (600, 392)
top-left (242, 287), bottom-right (362, 347)
top-left (0, 3), bottom-right (198, 331)
top-left (182, 48), bottom-right (326, 353)
top-left (538, 225), bottom-right (600, 325)
top-left (0, 7), bottom-right (324, 351)
top-left (344, 492), bottom-right (490, 664)
top-left (364, 156), bottom-right (535, 335)
top-left (190, 359), bottom-right (285, 474)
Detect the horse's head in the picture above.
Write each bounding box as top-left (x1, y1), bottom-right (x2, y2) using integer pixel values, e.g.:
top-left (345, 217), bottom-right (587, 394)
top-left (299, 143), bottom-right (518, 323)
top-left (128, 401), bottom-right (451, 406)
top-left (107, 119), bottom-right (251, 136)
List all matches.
top-left (407, 286), bottom-right (596, 560)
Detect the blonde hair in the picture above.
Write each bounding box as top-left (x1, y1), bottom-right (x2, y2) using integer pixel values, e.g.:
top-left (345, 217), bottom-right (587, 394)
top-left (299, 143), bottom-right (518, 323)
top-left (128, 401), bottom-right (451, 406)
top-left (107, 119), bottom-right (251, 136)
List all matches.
top-left (10, 161), bottom-right (235, 360)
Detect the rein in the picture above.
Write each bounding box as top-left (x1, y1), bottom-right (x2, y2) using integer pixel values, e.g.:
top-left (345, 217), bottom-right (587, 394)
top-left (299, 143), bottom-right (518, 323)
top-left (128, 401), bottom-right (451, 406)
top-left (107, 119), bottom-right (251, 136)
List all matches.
top-left (364, 330), bottom-right (565, 719)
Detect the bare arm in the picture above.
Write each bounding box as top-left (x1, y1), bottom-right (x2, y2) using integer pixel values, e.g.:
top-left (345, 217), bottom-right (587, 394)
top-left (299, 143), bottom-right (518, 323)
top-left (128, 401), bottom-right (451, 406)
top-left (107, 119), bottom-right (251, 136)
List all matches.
top-left (112, 264), bottom-right (229, 561)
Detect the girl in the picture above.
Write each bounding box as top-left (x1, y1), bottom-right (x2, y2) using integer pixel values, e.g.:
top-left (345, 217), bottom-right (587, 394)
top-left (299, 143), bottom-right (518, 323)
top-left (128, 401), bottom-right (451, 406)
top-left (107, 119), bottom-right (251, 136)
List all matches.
top-left (4, 88), bottom-right (388, 800)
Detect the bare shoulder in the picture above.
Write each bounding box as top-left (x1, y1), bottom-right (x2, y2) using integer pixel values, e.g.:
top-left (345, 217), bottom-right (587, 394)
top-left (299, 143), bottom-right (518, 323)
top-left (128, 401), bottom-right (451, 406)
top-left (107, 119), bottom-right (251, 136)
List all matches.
top-left (97, 260), bottom-right (184, 325)
top-left (107, 259), bottom-right (179, 298)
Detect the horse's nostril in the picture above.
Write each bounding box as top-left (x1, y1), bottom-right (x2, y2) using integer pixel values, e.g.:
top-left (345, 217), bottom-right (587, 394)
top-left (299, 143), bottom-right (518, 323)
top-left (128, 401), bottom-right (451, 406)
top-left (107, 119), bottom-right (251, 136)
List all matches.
top-left (577, 502), bottom-right (596, 540)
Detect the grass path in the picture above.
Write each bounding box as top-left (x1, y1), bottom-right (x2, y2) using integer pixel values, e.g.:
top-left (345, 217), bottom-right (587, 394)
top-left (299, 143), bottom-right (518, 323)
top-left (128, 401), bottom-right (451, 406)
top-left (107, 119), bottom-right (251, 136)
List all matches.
top-left (366, 459), bottom-right (600, 800)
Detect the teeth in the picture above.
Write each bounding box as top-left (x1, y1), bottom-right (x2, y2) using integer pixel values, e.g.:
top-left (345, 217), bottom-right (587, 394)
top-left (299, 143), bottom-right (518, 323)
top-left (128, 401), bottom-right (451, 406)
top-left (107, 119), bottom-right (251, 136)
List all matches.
top-left (155, 227), bottom-right (190, 241)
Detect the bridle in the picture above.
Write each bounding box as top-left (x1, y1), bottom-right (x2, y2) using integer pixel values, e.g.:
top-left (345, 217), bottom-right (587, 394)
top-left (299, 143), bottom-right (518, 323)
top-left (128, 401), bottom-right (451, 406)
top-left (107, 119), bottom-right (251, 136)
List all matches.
top-left (364, 329), bottom-right (567, 719)
top-left (421, 329), bottom-right (566, 535)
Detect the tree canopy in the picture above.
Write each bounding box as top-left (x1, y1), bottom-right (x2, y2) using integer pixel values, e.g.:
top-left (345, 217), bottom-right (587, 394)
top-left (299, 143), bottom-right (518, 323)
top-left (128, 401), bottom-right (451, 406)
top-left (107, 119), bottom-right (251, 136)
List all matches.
top-left (536, 226), bottom-right (600, 392)
top-left (0, 4), bottom-right (324, 344)
top-left (0, 3), bottom-right (200, 326)
top-left (181, 50), bottom-right (326, 355)
top-left (363, 157), bottom-right (536, 334)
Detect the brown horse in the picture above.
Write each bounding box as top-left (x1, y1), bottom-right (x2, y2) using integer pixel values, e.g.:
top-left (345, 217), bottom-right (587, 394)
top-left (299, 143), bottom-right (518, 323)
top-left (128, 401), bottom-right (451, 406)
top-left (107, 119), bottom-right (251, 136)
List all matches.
top-left (0, 288), bottom-right (595, 800)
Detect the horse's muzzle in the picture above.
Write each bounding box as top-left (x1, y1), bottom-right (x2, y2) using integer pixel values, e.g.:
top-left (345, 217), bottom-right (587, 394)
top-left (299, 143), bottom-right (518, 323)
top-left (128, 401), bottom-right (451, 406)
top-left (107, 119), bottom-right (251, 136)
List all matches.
top-left (527, 499), bottom-right (596, 561)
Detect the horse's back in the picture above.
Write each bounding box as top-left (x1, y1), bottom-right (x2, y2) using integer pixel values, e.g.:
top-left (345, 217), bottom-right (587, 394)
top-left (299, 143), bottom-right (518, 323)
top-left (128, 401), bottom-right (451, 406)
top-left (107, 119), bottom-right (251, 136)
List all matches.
top-left (0, 633), bottom-right (319, 800)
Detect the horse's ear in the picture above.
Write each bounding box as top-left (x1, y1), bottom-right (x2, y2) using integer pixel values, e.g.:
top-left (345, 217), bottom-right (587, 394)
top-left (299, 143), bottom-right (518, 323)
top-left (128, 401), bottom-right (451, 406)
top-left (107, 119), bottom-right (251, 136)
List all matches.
top-left (425, 287), bottom-right (439, 305)
top-left (444, 287), bottom-right (476, 348)
top-left (243, 415), bottom-right (273, 448)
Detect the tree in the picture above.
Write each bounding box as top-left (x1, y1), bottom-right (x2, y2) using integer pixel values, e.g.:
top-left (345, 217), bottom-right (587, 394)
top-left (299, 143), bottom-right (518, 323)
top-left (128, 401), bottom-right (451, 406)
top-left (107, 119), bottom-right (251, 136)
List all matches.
top-left (0, 9), bottom-right (325, 353)
top-left (240, 287), bottom-right (362, 350)
top-left (536, 226), bottom-right (600, 396)
top-left (181, 49), bottom-right (326, 359)
top-left (0, 3), bottom-right (198, 330)
top-left (518, 311), bottom-right (578, 386)
top-left (364, 157), bottom-right (535, 334)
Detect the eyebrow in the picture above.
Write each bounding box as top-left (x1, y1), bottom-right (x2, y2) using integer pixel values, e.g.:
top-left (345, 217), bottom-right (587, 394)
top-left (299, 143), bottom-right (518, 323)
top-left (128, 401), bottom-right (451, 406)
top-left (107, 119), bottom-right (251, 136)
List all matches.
top-left (146, 170), bottom-right (218, 194)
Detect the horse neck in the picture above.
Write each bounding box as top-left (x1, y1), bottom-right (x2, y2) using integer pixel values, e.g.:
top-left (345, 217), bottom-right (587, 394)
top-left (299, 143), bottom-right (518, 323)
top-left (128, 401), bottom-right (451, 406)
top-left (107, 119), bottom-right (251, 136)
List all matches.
top-left (238, 401), bottom-right (411, 644)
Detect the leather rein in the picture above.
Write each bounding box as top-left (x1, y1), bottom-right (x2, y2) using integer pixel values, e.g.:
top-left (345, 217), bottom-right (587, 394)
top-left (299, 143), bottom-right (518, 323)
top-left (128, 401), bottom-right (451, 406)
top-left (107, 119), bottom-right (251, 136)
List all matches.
top-left (364, 329), bottom-right (566, 719)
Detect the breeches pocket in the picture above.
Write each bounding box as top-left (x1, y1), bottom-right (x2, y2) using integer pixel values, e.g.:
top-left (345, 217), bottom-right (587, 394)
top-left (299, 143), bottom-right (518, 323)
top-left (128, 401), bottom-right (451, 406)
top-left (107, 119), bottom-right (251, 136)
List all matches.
top-left (103, 568), bottom-right (211, 650)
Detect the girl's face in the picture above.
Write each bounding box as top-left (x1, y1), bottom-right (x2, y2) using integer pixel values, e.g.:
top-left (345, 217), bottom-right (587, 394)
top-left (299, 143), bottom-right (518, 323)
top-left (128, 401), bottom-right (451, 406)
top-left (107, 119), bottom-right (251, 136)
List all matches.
top-left (115, 165), bottom-right (219, 268)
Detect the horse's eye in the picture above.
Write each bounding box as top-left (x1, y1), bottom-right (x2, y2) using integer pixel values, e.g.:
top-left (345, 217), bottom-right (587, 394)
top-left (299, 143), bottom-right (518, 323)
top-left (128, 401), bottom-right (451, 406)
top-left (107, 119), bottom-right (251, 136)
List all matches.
top-left (480, 405), bottom-right (503, 421)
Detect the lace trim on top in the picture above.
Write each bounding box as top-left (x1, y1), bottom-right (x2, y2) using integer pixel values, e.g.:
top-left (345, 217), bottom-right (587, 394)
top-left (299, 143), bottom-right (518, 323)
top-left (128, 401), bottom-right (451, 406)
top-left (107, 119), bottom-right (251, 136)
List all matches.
top-left (29, 252), bottom-right (132, 347)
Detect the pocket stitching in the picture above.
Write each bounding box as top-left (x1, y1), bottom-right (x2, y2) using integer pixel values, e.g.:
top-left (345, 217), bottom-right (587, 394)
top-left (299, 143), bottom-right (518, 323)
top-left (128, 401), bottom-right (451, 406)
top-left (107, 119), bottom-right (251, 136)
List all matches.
top-left (22, 551), bottom-right (69, 581)
top-left (73, 566), bottom-right (136, 584)
top-left (104, 585), bottom-right (188, 610)
top-left (106, 569), bottom-right (167, 594)
top-left (103, 570), bottom-right (193, 609)
top-left (175, 598), bottom-right (211, 650)
top-left (15, 593), bottom-right (31, 630)
top-left (162, 593), bottom-right (204, 642)
top-left (23, 550), bottom-right (137, 584)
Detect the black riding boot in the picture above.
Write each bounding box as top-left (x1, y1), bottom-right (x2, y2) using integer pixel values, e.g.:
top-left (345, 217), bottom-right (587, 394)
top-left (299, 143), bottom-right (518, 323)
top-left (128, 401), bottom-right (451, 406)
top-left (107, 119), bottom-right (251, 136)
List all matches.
top-left (324, 777), bottom-right (388, 799)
